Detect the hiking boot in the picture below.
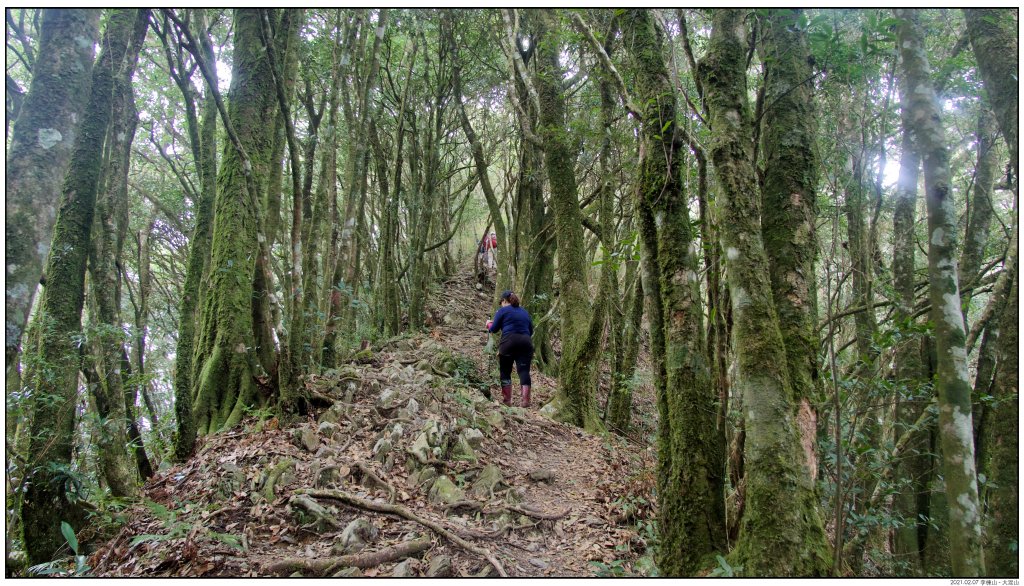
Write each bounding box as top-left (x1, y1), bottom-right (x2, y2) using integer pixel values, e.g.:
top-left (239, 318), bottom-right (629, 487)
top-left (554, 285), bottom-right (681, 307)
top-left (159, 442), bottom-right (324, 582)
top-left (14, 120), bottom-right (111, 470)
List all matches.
top-left (521, 385), bottom-right (531, 408)
top-left (501, 384), bottom-right (513, 406)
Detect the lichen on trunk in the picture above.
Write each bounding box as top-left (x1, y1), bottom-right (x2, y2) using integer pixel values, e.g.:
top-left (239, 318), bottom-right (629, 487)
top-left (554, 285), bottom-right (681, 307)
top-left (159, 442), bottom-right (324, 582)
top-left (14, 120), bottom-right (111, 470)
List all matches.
top-left (191, 9), bottom-right (280, 435)
top-left (699, 8), bottom-right (830, 575)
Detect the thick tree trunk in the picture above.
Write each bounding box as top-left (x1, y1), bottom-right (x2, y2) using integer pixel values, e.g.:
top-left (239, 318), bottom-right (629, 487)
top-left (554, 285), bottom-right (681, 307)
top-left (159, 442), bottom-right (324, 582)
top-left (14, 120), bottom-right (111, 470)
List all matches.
top-left (21, 9), bottom-right (140, 565)
top-left (534, 9), bottom-right (603, 431)
top-left (983, 270), bottom-right (1017, 576)
top-left (963, 9), bottom-right (1018, 175)
top-left (622, 9), bottom-right (725, 574)
top-left (699, 9), bottom-right (830, 575)
top-left (897, 9), bottom-right (984, 576)
top-left (758, 7), bottom-right (822, 481)
top-left (191, 9), bottom-right (280, 435)
top-left (959, 108), bottom-right (999, 300)
top-left (5, 9), bottom-right (99, 367)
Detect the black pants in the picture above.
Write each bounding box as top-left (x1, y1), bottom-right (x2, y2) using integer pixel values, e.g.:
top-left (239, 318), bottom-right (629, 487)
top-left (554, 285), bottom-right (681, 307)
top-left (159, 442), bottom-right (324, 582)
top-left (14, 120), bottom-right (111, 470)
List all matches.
top-left (498, 333), bottom-right (533, 387)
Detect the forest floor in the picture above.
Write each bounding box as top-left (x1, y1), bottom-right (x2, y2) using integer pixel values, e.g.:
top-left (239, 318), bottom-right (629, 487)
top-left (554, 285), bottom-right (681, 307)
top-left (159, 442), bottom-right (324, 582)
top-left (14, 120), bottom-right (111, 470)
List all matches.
top-left (89, 266), bottom-right (658, 577)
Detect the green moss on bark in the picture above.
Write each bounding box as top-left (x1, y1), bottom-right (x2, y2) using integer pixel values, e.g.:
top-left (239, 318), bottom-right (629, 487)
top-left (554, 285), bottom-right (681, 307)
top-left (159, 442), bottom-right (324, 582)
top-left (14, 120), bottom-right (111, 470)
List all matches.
top-left (21, 9), bottom-right (139, 565)
top-left (700, 9), bottom-right (830, 576)
top-left (191, 9), bottom-right (279, 435)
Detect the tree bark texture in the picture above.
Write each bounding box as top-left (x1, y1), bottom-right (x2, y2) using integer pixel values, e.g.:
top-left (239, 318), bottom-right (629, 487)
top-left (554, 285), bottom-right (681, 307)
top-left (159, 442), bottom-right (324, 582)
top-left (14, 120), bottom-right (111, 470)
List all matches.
top-left (5, 9), bottom-right (100, 364)
top-left (699, 8), bottom-right (831, 575)
top-left (897, 9), bottom-right (984, 576)
top-left (85, 8), bottom-right (150, 498)
top-left (534, 9), bottom-right (603, 431)
top-left (172, 9), bottom-right (219, 461)
top-left (757, 7), bottom-right (822, 480)
top-left (891, 80), bottom-right (929, 575)
top-left (983, 270), bottom-right (1017, 576)
top-left (21, 9), bottom-right (140, 565)
top-left (963, 9), bottom-right (1018, 174)
top-left (623, 9), bottom-right (726, 575)
top-left (191, 9), bottom-right (279, 435)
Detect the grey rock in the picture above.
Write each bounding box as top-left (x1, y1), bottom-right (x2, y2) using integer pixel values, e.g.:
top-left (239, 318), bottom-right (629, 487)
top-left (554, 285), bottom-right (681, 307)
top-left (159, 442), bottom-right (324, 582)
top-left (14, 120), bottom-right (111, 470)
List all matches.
top-left (461, 428), bottom-right (484, 449)
top-left (452, 435), bottom-right (478, 464)
top-left (332, 517), bottom-right (379, 555)
top-left (426, 555), bottom-right (453, 577)
top-left (528, 469), bottom-right (555, 484)
top-left (410, 432), bottom-right (431, 464)
top-left (529, 558), bottom-right (549, 569)
top-left (391, 559), bottom-right (418, 577)
top-left (293, 426), bottom-right (319, 452)
top-left (332, 567), bottom-right (362, 577)
top-left (428, 476), bottom-right (464, 505)
top-left (413, 467), bottom-right (438, 491)
top-left (389, 423), bottom-right (405, 443)
top-left (373, 438), bottom-right (392, 463)
top-left (377, 388), bottom-right (401, 410)
top-left (470, 464), bottom-right (504, 499)
top-left (317, 420), bottom-right (340, 439)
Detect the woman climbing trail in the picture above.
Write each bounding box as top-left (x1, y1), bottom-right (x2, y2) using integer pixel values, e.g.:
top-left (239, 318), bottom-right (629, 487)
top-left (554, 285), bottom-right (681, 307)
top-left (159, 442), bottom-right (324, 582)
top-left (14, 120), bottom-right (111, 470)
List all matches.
top-left (485, 290), bottom-right (534, 407)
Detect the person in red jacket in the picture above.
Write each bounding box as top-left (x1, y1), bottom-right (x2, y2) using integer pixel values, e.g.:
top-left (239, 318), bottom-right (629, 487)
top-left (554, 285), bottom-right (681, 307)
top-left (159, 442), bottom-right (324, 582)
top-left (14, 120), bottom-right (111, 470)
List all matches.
top-left (485, 290), bottom-right (534, 406)
top-left (483, 230), bottom-right (497, 269)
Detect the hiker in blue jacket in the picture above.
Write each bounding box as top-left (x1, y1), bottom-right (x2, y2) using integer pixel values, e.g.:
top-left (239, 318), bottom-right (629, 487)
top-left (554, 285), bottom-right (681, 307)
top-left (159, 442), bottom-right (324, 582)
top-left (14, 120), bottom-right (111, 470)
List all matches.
top-left (485, 290), bottom-right (534, 407)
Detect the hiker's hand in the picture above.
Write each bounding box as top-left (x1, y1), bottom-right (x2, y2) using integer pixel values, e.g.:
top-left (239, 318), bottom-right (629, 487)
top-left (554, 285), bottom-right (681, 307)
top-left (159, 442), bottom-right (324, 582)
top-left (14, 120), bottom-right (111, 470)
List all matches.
top-left (485, 320), bottom-right (493, 331)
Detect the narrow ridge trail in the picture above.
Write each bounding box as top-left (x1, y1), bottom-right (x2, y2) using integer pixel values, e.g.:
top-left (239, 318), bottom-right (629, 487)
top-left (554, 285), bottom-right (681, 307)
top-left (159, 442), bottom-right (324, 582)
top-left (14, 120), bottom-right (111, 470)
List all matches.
top-left (90, 266), bottom-right (654, 577)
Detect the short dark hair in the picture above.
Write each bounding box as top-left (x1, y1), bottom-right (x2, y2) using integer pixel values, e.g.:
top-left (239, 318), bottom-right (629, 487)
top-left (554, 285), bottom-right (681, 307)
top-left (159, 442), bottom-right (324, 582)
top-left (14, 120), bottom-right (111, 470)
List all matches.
top-left (501, 290), bottom-right (520, 307)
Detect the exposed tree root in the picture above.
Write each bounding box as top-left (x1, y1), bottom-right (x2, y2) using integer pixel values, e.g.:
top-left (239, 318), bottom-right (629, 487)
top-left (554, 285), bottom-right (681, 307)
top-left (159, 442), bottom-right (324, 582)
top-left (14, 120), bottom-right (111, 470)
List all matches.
top-left (353, 461), bottom-right (397, 501)
top-left (504, 504), bottom-right (569, 520)
top-left (262, 458), bottom-right (295, 500)
top-left (264, 537), bottom-right (432, 576)
top-left (288, 493), bottom-right (346, 531)
top-left (298, 488), bottom-right (508, 577)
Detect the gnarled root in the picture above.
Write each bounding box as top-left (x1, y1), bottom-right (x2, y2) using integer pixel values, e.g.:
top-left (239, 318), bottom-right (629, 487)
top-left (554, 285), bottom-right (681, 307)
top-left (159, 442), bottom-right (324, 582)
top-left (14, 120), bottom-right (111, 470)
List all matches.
top-left (264, 538), bottom-right (432, 576)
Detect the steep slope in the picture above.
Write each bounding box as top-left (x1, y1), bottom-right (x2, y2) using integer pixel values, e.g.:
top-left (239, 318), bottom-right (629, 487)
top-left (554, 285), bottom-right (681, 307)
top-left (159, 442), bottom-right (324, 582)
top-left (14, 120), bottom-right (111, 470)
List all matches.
top-left (90, 268), bottom-right (655, 577)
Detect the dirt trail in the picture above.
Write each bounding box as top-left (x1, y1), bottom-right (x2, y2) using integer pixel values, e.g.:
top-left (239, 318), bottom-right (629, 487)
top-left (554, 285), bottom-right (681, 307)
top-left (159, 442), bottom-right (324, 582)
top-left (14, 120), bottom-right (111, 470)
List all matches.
top-left (90, 266), bottom-right (652, 577)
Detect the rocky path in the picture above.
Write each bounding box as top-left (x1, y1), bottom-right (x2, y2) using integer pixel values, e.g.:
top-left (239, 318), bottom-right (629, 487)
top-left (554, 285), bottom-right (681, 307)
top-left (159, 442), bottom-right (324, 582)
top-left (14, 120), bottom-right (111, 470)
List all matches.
top-left (90, 267), bottom-right (652, 577)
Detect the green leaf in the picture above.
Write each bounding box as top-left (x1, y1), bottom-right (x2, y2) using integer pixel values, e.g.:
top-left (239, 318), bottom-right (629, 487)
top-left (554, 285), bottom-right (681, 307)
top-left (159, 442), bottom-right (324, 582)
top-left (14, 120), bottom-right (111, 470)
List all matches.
top-left (61, 521), bottom-right (78, 554)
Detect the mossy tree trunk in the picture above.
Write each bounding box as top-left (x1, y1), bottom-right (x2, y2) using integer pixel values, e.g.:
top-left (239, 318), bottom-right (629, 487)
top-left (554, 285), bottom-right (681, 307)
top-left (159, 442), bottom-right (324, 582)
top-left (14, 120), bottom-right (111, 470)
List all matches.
top-left (758, 8), bottom-right (822, 480)
top-left (622, 9), bottom-right (725, 574)
top-left (533, 9), bottom-right (603, 431)
top-left (171, 9), bottom-right (218, 461)
top-left (984, 270), bottom-right (1017, 576)
top-left (699, 9), bottom-right (831, 575)
top-left (896, 9), bottom-right (984, 576)
top-left (891, 85), bottom-right (929, 575)
top-left (85, 8), bottom-right (149, 498)
top-left (963, 9), bottom-right (1017, 176)
top-left (21, 8), bottom-right (140, 566)
top-left (5, 9), bottom-right (99, 368)
top-left (191, 9), bottom-right (280, 435)
top-left (324, 11), bottom-right (385, 364)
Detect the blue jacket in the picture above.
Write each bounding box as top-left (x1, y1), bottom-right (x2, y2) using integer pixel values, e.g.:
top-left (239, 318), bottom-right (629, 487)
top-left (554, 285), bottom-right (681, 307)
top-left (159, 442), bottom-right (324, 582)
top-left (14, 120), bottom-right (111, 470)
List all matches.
top-left (488, 305), bottom-right (533, 337)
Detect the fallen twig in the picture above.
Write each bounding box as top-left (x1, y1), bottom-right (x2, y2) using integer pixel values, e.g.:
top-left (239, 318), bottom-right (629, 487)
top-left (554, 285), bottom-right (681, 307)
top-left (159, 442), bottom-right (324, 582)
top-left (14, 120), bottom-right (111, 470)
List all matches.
top-left (298, 488), bottom-right (508, 577)
top-left (264, 538), bottom-right (432, 576)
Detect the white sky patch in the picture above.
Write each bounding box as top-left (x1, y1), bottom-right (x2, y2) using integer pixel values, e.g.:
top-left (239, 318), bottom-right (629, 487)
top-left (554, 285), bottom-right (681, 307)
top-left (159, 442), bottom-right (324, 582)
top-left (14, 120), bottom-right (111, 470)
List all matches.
top-left (726, 247), bottom-right (739, 260)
